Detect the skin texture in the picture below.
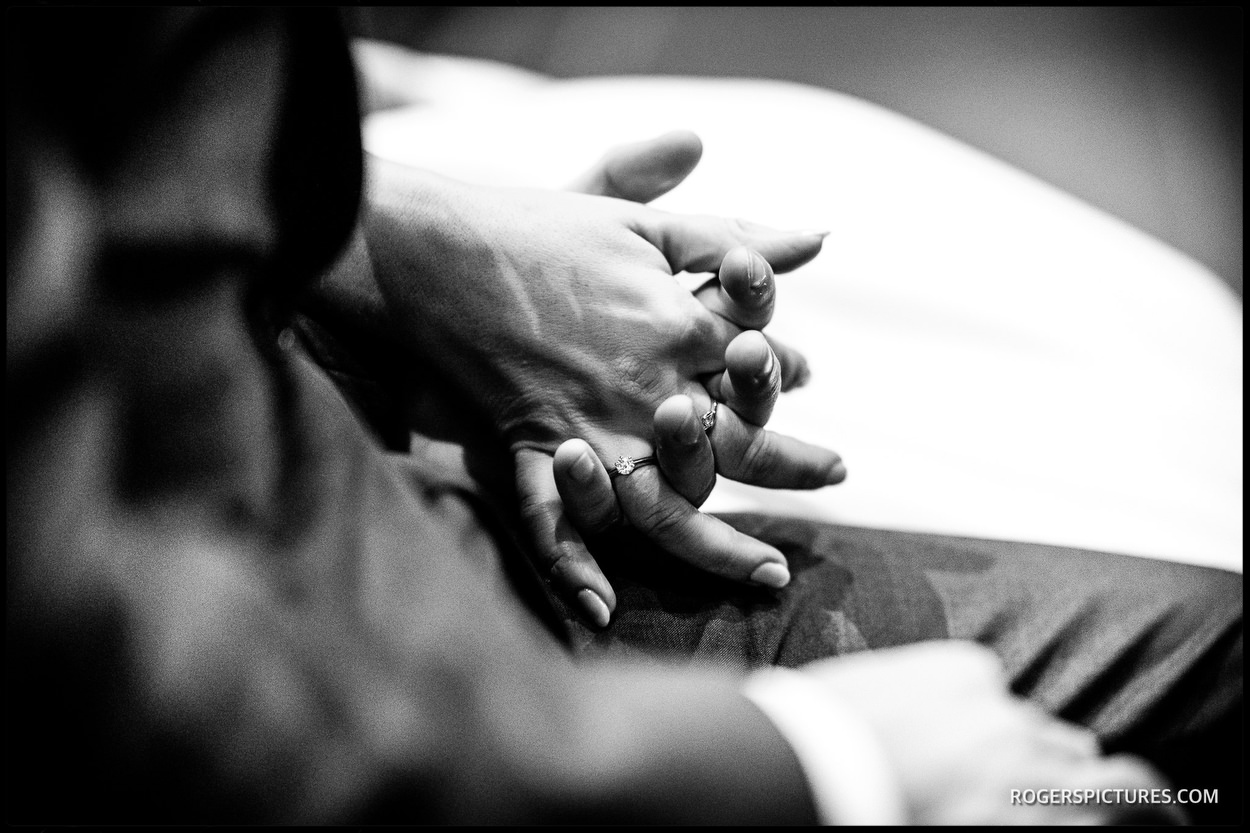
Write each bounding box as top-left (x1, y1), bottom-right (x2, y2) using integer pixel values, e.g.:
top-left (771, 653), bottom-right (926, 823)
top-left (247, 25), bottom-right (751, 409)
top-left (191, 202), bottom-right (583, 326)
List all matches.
top-left (359, 144), bottom-right (845, 626)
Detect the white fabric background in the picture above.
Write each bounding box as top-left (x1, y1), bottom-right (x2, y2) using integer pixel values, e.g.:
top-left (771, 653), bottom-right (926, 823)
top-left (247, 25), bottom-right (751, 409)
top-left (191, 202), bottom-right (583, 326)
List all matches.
top-left (364, 61), bottom-right (1243, 572)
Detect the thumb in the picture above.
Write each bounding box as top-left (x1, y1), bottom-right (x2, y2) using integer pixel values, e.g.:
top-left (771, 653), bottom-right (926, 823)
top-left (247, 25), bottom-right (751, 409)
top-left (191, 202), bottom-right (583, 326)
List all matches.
top-left (633, 211), bottom-right (829, 275)
top-left (515, 448), bottom-right (618, 628)
top-left (567, 130), bottom-right (704, 203)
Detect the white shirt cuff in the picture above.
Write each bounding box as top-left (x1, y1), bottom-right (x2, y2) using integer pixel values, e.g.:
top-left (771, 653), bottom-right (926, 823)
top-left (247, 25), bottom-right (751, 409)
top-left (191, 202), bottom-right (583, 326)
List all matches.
top-left (743, 666), bottom-right (908, 825)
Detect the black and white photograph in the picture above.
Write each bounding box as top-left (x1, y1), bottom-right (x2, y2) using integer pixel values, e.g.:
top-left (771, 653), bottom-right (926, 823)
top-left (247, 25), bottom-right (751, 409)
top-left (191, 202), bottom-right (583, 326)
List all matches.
top-left (7, 6), bottom-right (1242, 825)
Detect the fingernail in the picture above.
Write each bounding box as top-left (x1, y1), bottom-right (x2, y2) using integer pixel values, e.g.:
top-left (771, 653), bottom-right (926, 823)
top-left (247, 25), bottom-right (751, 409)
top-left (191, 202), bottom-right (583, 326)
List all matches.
top-left (826, 460), bottom-right (847, 485)
top-left (794, 228), bottom-right (831, 239)
top-left (577, 588), bottom-right (611, 628)
top-left (571, 451), bottom-right (599, 484)
top-left (754, 350), bottom-right (775, 383)
top-left (747, 252), bottom-right (770, 293)
top-left (750, 561), bottom-right (790, 589)
top-left (673, 410), bottom-right (701, 446)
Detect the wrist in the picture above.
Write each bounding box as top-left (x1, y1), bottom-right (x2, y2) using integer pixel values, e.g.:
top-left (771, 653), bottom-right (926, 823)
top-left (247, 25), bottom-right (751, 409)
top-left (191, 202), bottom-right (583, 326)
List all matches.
top-left (301, 154), bottom-right (475, 356)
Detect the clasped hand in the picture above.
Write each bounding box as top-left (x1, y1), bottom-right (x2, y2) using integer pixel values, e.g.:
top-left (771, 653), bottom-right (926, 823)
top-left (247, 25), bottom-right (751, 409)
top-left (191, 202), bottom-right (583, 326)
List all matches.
top-left (361, 132), bottom-right (845, 626)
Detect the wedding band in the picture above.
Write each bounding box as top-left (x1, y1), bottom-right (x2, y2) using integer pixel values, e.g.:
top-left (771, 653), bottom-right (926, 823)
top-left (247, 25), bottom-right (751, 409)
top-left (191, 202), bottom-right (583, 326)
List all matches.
top-left (701, 401), bottom-right (719, 432)
top-left (608, 454), bottom-right (657, 479)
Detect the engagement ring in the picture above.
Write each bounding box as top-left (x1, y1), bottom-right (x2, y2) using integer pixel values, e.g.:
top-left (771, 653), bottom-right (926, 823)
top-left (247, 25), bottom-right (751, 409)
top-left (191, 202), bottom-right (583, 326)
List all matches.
top-left (701, 401), bottom-right (718, 432)
top-left (608, 454), bottom-right (657, 479)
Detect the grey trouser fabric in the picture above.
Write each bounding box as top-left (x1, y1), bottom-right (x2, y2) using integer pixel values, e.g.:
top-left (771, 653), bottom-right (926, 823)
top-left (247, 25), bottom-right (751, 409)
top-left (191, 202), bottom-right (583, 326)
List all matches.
top-left (542, 515), bottom-right (1242, 823)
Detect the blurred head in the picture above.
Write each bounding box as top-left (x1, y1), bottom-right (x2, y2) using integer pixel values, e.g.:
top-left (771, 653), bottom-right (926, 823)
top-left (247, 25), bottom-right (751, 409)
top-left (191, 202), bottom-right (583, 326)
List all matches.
top-left (7, 11), bottom-right (283, 575)
top-left (7, 11), bottom-right (362, 820)
top-left (7, 9), bottom-right (362, 563)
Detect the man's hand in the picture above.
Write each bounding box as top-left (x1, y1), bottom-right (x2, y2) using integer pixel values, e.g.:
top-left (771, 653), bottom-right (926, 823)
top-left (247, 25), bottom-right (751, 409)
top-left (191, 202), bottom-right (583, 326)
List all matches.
top-left (359, 139), bottom-right (843, 627)
top-left (533, 133), bottom-right (837, 626)
top-left (568, 130), bottom-right (813, 392)
top-left (801, 642), bottom-right (1179, 825)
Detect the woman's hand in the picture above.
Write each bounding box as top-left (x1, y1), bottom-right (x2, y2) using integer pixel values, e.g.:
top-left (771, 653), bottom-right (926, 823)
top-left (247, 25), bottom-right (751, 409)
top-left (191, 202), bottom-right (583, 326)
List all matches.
top-left (551, 324), bottom-right (844, 623)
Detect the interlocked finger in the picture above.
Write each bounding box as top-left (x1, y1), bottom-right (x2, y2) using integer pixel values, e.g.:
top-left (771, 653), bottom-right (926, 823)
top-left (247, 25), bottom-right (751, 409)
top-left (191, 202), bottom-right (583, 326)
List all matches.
top-left (768, 334), bottom-right (811, 391)
top-left (610, 460), bottom-right (792, 589)
top-left (717, 330), bottom-right (781, 427)
top-left (708, 403), bottom-right (846, 489)
top-left (654, 394), bottom-right (717, 507)
top-left (695, 245), bottom-right (776, 330)
top-left (553, 439), bottom-right (622, 535)
top-left (679, 301), bottom-right (752, 374)
top-left (519, 447), bottom-right (618, 628)
top-left (632, 210), bottom-right (828, 276)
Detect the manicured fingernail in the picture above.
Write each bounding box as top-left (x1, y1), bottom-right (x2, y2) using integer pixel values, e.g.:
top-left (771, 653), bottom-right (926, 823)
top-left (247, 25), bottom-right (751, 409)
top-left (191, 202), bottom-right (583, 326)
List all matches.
top-left (826, 460), bottom-right (847, 485)
top-left (747, 252), bottom-right (771, 292)
top-left (571, 451), bottom-right (599, 484)
top-left (755, 350), bottom-right (775, 382)
top-left (577, 588), bottom-right (611, 628)
top-left (750, 561), bottom-right (790, 589)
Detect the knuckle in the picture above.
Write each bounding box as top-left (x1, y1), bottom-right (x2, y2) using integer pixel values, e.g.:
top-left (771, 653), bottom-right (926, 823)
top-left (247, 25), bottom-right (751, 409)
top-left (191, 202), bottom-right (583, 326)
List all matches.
top-left (633, 498), bottom-right (691, 543)
top-left (733, 429), bottom-right (773, 478)
top-left (611, 353), bottom-right (668, 403)
top-left (579, 496), bottom-right (622, 536)
top-left (674, 310), bottom-right (718, 357)
top-left (547, 547), bottom-right (588, 586)
top-left (517, 490), bottom-right (557, 533)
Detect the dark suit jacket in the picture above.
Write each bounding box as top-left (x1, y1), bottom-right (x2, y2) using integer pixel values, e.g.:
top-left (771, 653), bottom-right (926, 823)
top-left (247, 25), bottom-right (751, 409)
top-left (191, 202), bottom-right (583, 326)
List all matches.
top-left (5, 7), bottom-right (816, 824)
